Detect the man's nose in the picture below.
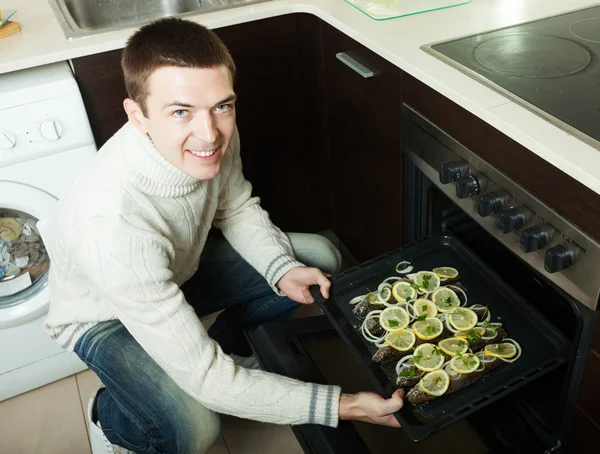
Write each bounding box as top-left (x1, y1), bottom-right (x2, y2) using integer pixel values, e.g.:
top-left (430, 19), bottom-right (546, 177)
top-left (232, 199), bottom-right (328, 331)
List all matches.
top-left (193, 113), bottom-right (218, 143)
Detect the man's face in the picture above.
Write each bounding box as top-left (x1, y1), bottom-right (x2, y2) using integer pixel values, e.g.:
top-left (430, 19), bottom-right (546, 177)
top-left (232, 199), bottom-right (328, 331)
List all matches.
top-left (127, 65), bottom-right (236, 181)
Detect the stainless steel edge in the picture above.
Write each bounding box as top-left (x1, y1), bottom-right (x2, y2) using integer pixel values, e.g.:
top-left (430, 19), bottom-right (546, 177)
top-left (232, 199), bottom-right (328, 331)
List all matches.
top-left (335, 52), bottom-right (375, 78)
top-left (404, 105), bottom-right (600, 310)
top-left (419, 44), bottom-right (600, 152)
top-left (47, 0), bottom-right (274, 40)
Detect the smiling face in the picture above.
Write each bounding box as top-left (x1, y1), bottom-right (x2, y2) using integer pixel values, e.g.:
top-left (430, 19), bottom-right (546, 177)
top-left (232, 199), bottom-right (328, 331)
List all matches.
top-left (124, 65), bottom-right (236, 180)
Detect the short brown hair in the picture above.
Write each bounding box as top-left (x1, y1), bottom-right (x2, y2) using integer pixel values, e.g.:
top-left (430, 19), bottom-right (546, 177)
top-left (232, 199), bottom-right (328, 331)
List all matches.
top-left (121, 18), bottom-right (236, 115)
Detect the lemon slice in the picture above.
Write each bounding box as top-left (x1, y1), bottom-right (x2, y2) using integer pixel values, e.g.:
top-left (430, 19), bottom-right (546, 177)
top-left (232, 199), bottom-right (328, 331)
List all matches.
top-left (454, 326), bottom-right (486, 341)
top-left (412, 317), bottom-right (444, 341)
top-left (418, 369), bottom-right (450, 396)
top-left (412, 343), bottom-right (445, 372)
top-left (484, 343), bottom-right (517, 359)
top-left (379, 306), bottom-right (410, 331)
top-left (447, 307), bottom-right (479, 331)
top-left (432, 266), bottom-right (459, 279)
top-left (385, 329), bottom-right (416, 352)
top-left (431, 287), bottom-right (461, 313)
top-left (412, 298), bottom-right (438, 317)
top-left (450, 353), bottom-right (481, 374)
top-left (367, 289), bottom-right (390, 304)
top-left (438, 338), bottom-right (469, 356)
top-left (392, 281), bottom-right (417, 303)
top-left (413, 271), bottom-right (441, 294)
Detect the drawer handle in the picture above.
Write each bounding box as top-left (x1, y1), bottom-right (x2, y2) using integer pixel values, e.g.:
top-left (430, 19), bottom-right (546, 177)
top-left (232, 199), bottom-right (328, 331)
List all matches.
top-left (336, 51), bottom-right (375, 78)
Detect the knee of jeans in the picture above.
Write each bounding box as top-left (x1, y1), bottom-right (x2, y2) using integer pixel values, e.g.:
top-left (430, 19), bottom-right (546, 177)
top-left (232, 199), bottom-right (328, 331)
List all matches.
top-left (287, 233), bottom-right (343, 275)
top-left (174, 400), bottom-right (221, 453)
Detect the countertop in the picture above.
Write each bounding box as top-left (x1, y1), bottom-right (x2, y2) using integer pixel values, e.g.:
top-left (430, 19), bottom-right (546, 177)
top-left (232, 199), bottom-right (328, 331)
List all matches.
top-left (2, 0), bottom-right (600, 195)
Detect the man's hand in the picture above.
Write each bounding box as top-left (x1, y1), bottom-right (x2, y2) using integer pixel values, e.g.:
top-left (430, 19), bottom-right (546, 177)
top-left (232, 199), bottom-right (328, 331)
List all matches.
top-left (276, 266), bottom-right (331, 304)
top-left (339, 390), bottom-right (405, 427)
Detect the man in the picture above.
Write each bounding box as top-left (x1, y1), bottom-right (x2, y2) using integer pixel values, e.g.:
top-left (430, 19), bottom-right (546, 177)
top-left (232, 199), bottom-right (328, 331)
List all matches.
top-left (45, 18), bottom-right (404, 454)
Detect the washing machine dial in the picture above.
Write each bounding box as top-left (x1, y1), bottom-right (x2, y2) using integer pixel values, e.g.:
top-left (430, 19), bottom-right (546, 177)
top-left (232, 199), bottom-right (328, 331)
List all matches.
top-left (0, 131), bottom-right (17, 149)
top-left (39, 119), bottom-right (65, 141)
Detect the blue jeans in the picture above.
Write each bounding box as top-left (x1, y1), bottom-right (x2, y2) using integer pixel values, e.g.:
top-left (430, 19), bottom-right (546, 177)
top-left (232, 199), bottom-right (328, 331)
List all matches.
top-left (74, 232), bottom-right (341, 453)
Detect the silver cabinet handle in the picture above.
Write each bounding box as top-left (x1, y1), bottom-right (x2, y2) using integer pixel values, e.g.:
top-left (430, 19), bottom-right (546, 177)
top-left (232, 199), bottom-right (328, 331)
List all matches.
top-left (336, 51), bottom-right (375, 78)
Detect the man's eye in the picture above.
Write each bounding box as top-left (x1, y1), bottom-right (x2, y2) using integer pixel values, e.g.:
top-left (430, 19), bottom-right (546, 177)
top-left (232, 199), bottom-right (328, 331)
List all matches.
top-left (173, 110), bottom-right (188, 117)
top-left (215, 104), bottom-right (232, 112)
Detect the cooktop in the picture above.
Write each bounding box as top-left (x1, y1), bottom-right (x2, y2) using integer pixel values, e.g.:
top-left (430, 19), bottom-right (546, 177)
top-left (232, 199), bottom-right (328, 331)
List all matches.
top-left (422, 5), bottom-right (600, 150)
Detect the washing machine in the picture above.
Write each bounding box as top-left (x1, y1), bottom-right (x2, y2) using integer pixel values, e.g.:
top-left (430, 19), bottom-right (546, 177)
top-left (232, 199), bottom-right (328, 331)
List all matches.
top-left (0, 62), bottom-right (97, 401)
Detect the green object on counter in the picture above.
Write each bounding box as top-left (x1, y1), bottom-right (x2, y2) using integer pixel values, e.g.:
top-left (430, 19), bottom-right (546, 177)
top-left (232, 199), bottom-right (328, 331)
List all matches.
top-left (344, 0), bottom-right (471, 21)
top-left (0, 9), bottom-right (17, 27)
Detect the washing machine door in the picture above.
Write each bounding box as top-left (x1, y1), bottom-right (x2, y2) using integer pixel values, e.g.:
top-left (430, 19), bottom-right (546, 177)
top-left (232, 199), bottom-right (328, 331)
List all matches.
top-left (0, 180), bottom-right (56, 328)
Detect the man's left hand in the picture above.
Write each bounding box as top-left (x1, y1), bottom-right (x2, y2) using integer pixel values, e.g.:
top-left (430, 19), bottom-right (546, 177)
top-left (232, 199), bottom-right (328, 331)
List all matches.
top-left (276, 266), bottom-right (331, 304)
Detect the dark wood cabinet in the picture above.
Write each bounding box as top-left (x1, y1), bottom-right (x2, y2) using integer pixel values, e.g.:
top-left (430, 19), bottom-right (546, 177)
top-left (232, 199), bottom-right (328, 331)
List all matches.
top-left (321, 23), bottom-right (404, 262)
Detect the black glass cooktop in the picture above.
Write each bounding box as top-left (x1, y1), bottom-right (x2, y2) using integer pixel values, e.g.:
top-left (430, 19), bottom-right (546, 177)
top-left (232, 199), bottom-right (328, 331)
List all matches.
top-left (423, 5), bottom-right (600, 150)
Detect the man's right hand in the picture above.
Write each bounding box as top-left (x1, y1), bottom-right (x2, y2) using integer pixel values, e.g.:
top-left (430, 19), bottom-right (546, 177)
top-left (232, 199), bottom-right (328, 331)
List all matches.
top-left (338, 389), bottom-right (405, 427)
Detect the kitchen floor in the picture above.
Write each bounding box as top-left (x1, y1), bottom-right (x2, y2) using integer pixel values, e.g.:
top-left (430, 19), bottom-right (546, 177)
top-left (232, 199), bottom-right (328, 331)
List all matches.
top-left (0, 307), bottom-right (317, 454)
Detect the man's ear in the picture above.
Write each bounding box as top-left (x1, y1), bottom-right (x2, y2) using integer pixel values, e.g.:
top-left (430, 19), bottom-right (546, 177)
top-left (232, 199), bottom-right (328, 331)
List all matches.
top-left (123, 98), bottom-right (148, 133)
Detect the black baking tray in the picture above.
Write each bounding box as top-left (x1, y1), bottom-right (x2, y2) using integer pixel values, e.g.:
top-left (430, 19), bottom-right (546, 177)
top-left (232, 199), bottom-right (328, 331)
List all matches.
top-left (310, 235), bottom-right (571, 442)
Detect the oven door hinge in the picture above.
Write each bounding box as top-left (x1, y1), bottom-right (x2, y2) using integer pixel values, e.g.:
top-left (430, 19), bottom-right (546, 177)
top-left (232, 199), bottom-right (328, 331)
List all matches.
top-left (544, 441), bottom-right (561, 454)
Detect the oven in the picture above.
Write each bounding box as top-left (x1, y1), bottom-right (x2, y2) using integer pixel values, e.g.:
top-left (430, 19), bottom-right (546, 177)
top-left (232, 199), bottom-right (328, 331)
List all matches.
top-left (245, 104), bottom-right (599, 454)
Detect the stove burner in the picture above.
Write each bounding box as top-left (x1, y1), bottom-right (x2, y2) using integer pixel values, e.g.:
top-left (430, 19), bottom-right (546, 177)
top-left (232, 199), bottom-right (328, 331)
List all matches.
top-left (569, 17), bottom-right (600, 44)
top-left (473, 34), bottom-right (591, 78)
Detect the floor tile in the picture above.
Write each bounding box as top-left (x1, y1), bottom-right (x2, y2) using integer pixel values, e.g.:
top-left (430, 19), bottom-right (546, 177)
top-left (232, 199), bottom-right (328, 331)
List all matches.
top-left (0, 375), bottom-right (91, 454)
top-left (221, 415), bottom-right (303, 454)
top-left (208, 434), bottom-right (230, 454)
top-left (75, 368), bottom-right (103, 432)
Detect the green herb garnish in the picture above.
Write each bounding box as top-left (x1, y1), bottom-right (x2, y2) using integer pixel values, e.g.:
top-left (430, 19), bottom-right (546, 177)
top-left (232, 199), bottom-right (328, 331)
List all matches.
top-left (461, 354), bottom-right (477, 367)
top-left (422, 274), bottom-right (431, 290)
top-left (399, 368), bottom-right (418, 377)
top-left (466, 329), bottom-right (482, 342)
top-left (411, 353), bottom-right (423, 364)
top-left (425, 325), bottom-right (437, 336)
top-left (483, 321), bottom-right (500, 336)
top-left (444, 296), bottom-right (454, 308)
top-left (410, 283), bottom-right (420, 290)
top-left (388, 319), bottom-right (399, 328)
top-left (415, 314), bottom-right (427, 322)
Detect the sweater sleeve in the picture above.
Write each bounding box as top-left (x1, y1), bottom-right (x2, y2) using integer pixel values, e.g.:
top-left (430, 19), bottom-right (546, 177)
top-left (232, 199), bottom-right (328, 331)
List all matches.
top-left (76, 221), bottom-right (340, 427)
top-left (212, 129), bottom-right (304, 290)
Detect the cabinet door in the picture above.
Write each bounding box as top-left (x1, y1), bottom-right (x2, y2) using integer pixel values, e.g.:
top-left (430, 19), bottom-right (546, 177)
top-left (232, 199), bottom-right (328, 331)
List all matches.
top-left (71, 15), bottom-right (331, 233)
top-left (322, 24), bottom-right (403, 261)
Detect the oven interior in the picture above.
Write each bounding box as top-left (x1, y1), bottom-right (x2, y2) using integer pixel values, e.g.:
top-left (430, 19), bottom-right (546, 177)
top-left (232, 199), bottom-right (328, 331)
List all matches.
top-left (246, 133), bottom-right (596, 454)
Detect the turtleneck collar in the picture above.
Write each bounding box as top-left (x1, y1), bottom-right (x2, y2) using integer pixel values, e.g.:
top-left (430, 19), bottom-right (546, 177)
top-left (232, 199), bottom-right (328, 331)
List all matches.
top-left (120, 122), bottom-right (202, 197)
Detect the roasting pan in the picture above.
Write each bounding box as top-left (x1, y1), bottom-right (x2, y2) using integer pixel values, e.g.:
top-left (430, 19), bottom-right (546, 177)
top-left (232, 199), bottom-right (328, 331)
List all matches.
top-left (310, 235), bottom-right (571, 442)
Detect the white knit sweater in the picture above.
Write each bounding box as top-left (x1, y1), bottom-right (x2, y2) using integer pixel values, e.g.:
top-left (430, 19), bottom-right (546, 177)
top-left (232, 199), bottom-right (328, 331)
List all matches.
top-left (44, 122), bottom-right (340, 427)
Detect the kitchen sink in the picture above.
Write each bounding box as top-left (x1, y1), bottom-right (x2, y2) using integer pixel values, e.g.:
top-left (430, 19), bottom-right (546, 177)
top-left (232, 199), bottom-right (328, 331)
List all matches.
top-left (48, 0), bottom-right (271, 40)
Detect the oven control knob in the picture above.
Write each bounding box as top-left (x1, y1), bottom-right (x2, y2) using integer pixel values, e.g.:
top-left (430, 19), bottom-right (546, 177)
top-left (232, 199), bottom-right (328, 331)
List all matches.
top-left (456, 175), bottom-right (481, 199)
top-left (39, 119), bottom-right (65, 141)
top-left (499, 207), bottom-right (530, 233)
top-left (439, 160), bottom-right (468, 184)
top-left (520, 226), bottom-right (551, 252)
top-left (477, 192), bottom-right (508, 217)
top-left (545, 244), bottom-right (577, 273)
